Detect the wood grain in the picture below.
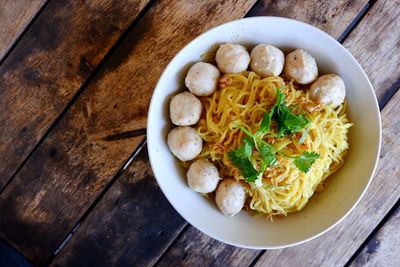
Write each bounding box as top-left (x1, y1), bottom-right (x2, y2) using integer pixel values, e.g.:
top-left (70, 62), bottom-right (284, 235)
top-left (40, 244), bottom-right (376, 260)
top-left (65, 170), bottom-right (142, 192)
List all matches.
top-left (0, 0), bottom-right (150, 189)
top-left (51, 146), bottom-right (187, 267)
top-left (248, 0), bottom-right (368, 39)
top-left (0, 0), bottom-right (46, 61)
top-left (49, 0), bottom-right (372, 266)
top-left (157, 226), bottom-right (260, 267)
top-left (0, 0), bottom-right (257, 264)
top-left (350, 206), bottom-right (400, 267)
top-left (343, 0), bottom-right (400, 104)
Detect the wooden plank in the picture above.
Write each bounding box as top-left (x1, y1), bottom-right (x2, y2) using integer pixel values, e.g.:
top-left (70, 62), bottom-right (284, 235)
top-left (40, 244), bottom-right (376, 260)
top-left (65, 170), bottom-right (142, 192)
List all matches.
top-left (0, 0), bottom-right (46, 61)
top-left (0, 0), bottom-right (257, 264)
top-left (157, 226), bottom-right (260, 267)
top-left (50, 146), bottom-right (187, 267)
top-left (343, 0), bottom-right (400, 104)
top-left (350, 205), bottom-right (400, 267)
top-left (51, 142), bottom-right (258, 266)
top-left (247, 0), bottom-right (367, 39)
top-left (50, 0), bottom-right (370, 266)
top-left (0, 0), bottom-right (151, 189)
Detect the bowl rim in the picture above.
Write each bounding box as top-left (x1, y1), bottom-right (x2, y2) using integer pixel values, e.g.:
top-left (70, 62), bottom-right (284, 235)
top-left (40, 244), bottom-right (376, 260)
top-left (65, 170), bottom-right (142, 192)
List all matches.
top-left (147, 16), bottom-right (382, 249)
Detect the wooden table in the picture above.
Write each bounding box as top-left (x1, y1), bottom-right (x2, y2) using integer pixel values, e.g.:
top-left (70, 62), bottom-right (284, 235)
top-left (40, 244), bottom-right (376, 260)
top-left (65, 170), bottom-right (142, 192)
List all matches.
top-left (0, 0), bottom-right (399, 266)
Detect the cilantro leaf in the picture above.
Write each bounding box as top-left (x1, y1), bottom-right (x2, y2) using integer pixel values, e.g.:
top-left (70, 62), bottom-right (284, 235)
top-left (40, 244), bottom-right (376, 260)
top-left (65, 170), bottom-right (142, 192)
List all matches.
top-left (262, 153), bottom-right (277, 167)
top-left (258, 143), bottom-right (274, 154)
top-left (258, 87), bottom-right (286, 133)
top-left (273, 87), bottom-right (286, 110)
top-left (263, 88), bottom-right (285, 134)
top-left (275, 104), bottom-right (311, 137)
top-left (299, 151), bottom-right (320, 164)
top-left (294, 151), bottom-right (320, 173)
top-left (235, 137), bottom-right (254, 158)
top-left (246, 175), bottom-right (259, 183)
top-left (232, 123), bottom-right (320, 174)
top-left (261, 87), bottom-right (312, 137)
top-left (254, 166), bottom-right (265, 187)
top-left (228, 151), bottom-right (259, 181)
top-left (258, 112), bottom-right (272, 133)
top-left (259, 143), bottom-right (277, 166)
top-left (294, 158), bottom-right (312, 173)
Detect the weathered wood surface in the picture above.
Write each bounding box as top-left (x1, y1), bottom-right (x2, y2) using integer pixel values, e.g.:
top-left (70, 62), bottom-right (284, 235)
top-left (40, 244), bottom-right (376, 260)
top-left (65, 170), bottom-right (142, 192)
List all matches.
top-left (50, 0), bottom-right (372, 266)
top-left (51, 146), bottom-right (187, 267)
top-left (2, 0), bottom-right (398, 265)
top-left (51, 149), bottom-right (258, 267)
top-left (157, 226), bottom-right (260, 267)
top-left (343, 0), bottom-right (400, 104)
top-left (0, 0), bottom-right (257, 264)
top-left (0, 0), bottom-right (46, 61)
top-left (0, 0), bottom-right (150, 189)
top-left (350, 206), bottom-right (400, 267)
top-left (248, 0), bottom-right (368, 39)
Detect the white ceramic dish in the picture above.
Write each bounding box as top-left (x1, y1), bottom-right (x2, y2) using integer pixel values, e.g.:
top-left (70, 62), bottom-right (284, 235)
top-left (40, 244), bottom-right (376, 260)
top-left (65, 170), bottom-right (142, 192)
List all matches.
top-left (147, 17), bottom-right (381, 249)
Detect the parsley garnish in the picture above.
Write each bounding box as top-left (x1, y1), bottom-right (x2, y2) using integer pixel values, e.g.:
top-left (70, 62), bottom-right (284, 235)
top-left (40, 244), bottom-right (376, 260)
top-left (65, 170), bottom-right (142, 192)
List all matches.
top-left (275, 104), bottom-right (311, 137)
top-left (228, 137), bottom-right (258, 181)
top-left (227, 149), bottom-right (286, 188)
top-left (227, 86), bottom-right (320, 186)
top-left (260, 87), bottom-right (312, 137)
top-left (259, 143), bottom-right (277, 167)
top-left (229, 124), bottom-right (320, 182)
top-left (235, 124), bottom-right (320, 173)
top-left (294, 151), bottom-right (320, 173)
top-left (259, 112), bottom-right (272, 133)
top-left (235, 137), bottom-right (253, 158)
top-left (257, 88), bottom-right (285, 135)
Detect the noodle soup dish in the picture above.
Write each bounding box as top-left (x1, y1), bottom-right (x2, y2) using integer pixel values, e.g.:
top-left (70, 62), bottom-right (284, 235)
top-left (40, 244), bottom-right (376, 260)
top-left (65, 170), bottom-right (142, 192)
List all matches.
top-left (147, 17), bottom-right (381, 249)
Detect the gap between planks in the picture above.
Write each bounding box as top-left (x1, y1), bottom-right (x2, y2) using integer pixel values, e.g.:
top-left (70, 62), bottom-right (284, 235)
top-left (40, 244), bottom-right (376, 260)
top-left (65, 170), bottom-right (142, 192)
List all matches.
top-left (0, 0), bottom-right (158, 196)
top-left (12, 0), bottom-right (398, 264)
top-left (1, 0), bottom-right (260, 263)
top-left (336, 0), bottom-right (376, 43)
top-left (44, 137), bottom-right (147, 265)
top-left (379, 79), bottom-right (400, 110)
top-left (153, 224), bottom-right (192, 267)
top-left (47, 0), bottom-right (400, 264)
top-left (345, 196), bottom-right (400, 266)
top-left (0, 0), bottom-right (51, 65)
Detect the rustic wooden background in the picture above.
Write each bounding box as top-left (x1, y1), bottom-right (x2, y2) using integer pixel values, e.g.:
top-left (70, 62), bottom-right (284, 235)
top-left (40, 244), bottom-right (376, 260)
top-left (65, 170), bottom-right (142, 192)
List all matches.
top-left (0, 0), bottom-right (399, 266)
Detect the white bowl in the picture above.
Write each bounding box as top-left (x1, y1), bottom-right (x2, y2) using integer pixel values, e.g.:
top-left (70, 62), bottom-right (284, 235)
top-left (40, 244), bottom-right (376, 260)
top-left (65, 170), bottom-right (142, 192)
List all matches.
top-left (147, 17), bottom-right (381, 249)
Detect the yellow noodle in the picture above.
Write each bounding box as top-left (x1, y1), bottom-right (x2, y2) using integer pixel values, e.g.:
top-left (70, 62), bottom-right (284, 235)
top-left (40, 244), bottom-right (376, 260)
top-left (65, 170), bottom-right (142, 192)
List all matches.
top-left (194, 72), bottom-right (352, 216)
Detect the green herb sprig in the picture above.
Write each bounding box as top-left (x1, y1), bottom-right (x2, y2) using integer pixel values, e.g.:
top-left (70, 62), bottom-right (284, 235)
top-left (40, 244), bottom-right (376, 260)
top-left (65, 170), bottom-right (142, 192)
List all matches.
top-left (227, 86), bottom-right (320, 187)
top-left (258, 87), bottom-right (312, 137)
top-left (233, 124), bottom-right (319, 173)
